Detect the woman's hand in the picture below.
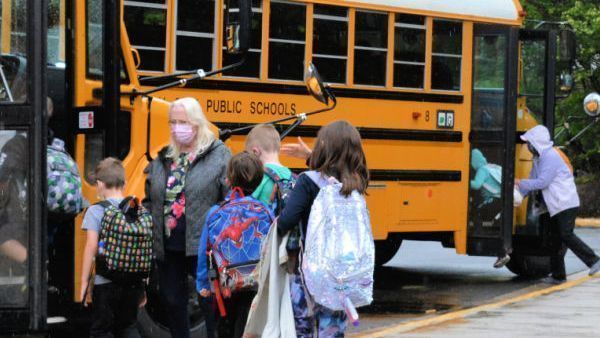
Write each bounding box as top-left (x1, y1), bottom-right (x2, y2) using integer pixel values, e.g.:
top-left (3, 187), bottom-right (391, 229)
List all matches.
top-left (281, 137), bottom-right (312, 160)
top-left (199, 288), bottom-right (211, 298)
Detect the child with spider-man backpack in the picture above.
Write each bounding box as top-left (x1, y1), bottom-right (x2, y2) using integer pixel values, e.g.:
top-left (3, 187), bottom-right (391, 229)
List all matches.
top-left (196, 152), bottom-right (274, 338)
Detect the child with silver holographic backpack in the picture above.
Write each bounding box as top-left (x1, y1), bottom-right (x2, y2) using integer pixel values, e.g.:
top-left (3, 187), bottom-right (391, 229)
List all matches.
top-left (277, 120), bottom-right (374, 336)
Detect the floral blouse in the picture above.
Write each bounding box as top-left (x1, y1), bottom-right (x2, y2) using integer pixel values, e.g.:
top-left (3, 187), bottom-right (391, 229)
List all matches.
top-left (163, 152), bottom-right (196, 249)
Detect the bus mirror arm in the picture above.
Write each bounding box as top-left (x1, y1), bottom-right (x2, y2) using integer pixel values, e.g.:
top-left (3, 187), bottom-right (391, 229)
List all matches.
top-left (140, 55), bottom-right (246, 83)
top-left (564, 116), bottom-right (600, 147)
top-left (131, 56), bottom-right (247, 96)
top-left (218, 94), bottom-right (337, 142)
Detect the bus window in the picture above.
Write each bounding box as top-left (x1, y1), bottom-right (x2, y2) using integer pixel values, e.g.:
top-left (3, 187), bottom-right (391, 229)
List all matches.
top-left (312, 4), bottom-right (348, 84)
top-left (354, 10), bottom-right (387, 86)
top-left (123, 0), bottom-right (168, 72)
top-left (85, 0), bottom-right (129, 83)
top-left (0, 129), bottom-right (29, 307)
top-left (86, 0), bottom-right (103, 78)
top-left (1, 0), bottom-right (28, 103)
top-left (472, 35), bottom-right (507, 129)
top-left (48, 0), bottom-right (64, 66)
top-left (432, 20), bottom-right (462, 91)
top-left (393, 13), bottom-right (425, 89)
top-left (268, 0), bottom-right (306, 81)
top-left (222, 0), bottom-right (262, 78)
top-left (519, 39), bottom-right (546, 122)
top-left (175, 0), bottom-right (216, 71)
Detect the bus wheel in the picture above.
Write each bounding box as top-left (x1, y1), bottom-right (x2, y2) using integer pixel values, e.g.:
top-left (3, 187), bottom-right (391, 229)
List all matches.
top-left (137, 275), bottom-right (207, 338)
top-left (375, 237), bottom-right (402, 267)
top-left (506, 253), bottom-right (551, 278)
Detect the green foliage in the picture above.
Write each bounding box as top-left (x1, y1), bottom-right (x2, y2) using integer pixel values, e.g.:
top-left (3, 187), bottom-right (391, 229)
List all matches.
top-left (523, 0), bottom-right (600, 174)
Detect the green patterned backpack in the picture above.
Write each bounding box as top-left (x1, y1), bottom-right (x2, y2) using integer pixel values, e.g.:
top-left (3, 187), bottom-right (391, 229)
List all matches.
top-left (47, 138), bottom-right (83, 215)
top-left (96, 196), bottom-right (153, 283)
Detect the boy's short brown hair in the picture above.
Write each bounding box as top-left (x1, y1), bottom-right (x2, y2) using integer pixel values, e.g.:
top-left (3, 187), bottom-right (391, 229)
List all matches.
top-left (90, 157), bottom-right (125, 189)
top-left (227, 152), bottom-right (264, 195)
top-left (245, 124), bottom-right (281, 153)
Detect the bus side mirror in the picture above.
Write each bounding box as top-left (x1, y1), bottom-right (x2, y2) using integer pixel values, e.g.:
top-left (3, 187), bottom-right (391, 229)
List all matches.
top-left (225, 0), bottom-right (251, 54)
top-left (304, 63), bottom-right (334, 105)
top-left (558, 29), bottom-right (576, 94)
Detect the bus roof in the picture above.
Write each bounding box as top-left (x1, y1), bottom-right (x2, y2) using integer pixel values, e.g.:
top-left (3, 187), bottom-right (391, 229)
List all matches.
top-left (310, 0), bottom-right (524, 26)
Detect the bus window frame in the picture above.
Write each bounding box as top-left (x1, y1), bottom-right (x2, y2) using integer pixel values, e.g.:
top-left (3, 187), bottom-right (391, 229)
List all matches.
top-left (173, 0), bottom-right (218, 72)
top-left (123, 0), bottom-right (169, 73)
top-left (353, 9), bottom-right (389, 87)
top-left (312, 4), bottom-right (349, 85)
top-left (392, 13), bottom-right (426, 90)
top-left (267, 0), bottom-right (307, 82)
top-left (221, 0), bottom-right (263, 79)
top-left (431, 18), bottom-right (463, 92)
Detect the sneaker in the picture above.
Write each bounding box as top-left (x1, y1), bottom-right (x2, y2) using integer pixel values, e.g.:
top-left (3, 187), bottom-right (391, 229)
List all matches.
top-left (541, 276), bottom-right (566, 285)
top-left (493, 255), bottom-right (511, 269)
top-left (589, 260), bottom-right (600, 276)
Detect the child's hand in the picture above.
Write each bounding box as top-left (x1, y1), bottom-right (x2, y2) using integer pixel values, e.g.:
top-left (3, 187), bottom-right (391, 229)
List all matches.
top-left (281, 137), bottom-right (311, 160)
top-left (199, 289), bottom-right (211, 298)
top-left (80, 279), bottom-right (90, 307)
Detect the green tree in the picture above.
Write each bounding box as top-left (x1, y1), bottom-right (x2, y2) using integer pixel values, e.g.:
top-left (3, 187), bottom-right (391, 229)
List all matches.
top-left (523, 0), bottom-right (600, 173)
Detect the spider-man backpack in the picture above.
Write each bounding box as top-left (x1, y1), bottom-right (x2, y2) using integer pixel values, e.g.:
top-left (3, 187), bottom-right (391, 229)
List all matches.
top-left (205, 187), bottom-right (274, 303)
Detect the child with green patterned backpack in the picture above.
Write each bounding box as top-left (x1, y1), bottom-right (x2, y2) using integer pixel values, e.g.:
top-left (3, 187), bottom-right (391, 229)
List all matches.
top-left (80, 158), bottom-right (151, 337)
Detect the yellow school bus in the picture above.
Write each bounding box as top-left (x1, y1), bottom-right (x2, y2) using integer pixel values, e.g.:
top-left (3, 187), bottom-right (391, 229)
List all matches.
top-left (0, 0), bottom-right (576, 335)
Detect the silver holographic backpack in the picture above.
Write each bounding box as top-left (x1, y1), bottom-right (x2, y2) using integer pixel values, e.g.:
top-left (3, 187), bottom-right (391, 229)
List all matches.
top-left (301, 171), bottom-right (374, 311)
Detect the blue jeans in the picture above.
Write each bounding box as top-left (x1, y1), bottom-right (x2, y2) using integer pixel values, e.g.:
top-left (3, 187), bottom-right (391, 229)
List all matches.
top-left (289, 274), bottom-right (347, 338)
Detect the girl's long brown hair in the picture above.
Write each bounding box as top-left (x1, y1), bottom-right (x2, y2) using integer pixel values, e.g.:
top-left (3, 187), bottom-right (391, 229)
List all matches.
top-left (309, 120), bottom-right (369, 196)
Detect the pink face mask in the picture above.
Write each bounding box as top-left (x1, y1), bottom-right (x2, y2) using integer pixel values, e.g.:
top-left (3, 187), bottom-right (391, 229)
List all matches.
top-left (171, 124), bottom-right (196, 145)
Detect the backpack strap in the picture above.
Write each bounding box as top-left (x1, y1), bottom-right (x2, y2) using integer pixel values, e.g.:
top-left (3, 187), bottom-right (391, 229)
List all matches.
top-left (304, 171), bottom-right (331, 189)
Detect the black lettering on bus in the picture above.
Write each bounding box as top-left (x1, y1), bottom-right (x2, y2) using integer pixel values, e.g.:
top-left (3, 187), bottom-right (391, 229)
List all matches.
top-left (291, 103), bottom-right (296, 115)
top-left (206, 100), bottom-right (213, 112)
top-left (278, 103), bottom-right (285, 115)
top-left (235, 101), bottom-right (242, 114)
top-left (250, 102), bottom-right (256, 114)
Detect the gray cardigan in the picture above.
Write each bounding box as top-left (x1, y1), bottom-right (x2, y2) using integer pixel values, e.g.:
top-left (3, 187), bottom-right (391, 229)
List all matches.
top-left (143, 140), bottom-right (231, 261)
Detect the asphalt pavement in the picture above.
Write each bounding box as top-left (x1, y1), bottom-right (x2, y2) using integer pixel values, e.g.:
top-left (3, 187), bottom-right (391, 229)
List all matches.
top-left (349, 228), bottom-right (600, 335)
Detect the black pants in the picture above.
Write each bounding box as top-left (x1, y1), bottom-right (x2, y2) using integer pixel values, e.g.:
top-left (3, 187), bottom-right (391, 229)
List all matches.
top-left (550, 207), bottom-right (600, 279)
top-left (90, 282), bottom-right (143, 338)
top-left (216, 291), bottom-right (254, 338)
top-left (158, 251), bottom-right (215, 338)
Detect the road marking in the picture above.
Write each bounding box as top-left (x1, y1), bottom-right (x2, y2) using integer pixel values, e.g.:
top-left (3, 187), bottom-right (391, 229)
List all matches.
top-left (352, 271), bottom-right (595, 337)
top-left (576, 218), bottom-right (600, 228)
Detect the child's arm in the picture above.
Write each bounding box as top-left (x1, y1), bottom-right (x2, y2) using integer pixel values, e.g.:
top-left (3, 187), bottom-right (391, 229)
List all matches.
top-left (470, 169), bottom-right (488, 190)
top-left (277, 175), bottom-right (313, 234)
top-left (196, 225), bottom-right (211, 295)
top-left (80, 229), bottom-right (98, 304)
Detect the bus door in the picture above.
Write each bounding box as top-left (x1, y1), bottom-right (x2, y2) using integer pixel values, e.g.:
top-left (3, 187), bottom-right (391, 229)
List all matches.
top-left (0, 0), bottom-right (47, 332)
top-left (71, 0), bottom-right (140, 302)
top-left (467, 25), bottom-right (519, 256)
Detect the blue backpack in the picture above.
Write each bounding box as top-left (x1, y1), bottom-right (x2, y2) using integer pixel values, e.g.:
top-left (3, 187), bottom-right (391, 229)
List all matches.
top-left (205, 188), bottom-right (274, 297)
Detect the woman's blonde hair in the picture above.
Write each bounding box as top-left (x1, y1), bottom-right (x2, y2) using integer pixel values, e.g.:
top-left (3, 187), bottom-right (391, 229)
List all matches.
top-left (167, 97), bottom-right (215, 158)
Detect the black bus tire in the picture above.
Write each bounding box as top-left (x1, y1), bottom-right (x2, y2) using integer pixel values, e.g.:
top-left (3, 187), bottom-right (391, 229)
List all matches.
top-left (137, 307), bottom-right (207, 338)
top-left (375, 238), bottom-right (402, 267)
top-left (506, 253), bottom-right (552, 278)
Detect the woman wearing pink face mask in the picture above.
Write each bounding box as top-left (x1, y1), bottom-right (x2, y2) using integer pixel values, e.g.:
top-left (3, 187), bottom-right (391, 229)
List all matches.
top-left (143, 97), bottom-right (231, 338)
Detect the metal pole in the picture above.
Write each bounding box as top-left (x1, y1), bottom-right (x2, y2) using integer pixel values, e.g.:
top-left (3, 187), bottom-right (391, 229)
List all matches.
top-left (103, 0), bottom-right (120, 157)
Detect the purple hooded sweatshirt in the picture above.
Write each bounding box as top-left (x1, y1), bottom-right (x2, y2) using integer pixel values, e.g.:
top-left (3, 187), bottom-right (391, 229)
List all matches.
top-left (518, 125), bottom-right (579, 217)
